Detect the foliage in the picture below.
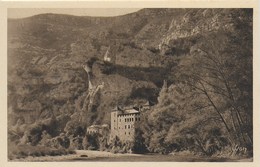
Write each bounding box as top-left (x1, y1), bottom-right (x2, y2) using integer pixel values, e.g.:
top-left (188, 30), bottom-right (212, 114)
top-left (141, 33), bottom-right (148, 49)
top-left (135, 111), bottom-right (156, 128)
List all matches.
top-left (139, 9), bottom-right (253, 156)
top-left (64, 119), bottom-right (86, 137)
top-left (82, 134), bottom-right (99, 150)
top-left (8, 144), bottom-right (75, 160)
top-left (132, 128), bottom-right (148, 153)
top-left (176, 16), bottom-right (252, 148)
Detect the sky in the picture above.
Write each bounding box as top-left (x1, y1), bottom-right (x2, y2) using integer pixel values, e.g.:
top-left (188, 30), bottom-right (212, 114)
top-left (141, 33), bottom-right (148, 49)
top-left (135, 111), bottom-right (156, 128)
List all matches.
top-left (8, 8), bottom-right (141, 18)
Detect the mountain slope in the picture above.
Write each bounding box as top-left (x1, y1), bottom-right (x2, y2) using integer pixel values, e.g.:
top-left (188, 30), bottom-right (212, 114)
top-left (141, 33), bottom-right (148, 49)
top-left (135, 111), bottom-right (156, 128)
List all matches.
top-left (8, 8), bottom-right (252, 142)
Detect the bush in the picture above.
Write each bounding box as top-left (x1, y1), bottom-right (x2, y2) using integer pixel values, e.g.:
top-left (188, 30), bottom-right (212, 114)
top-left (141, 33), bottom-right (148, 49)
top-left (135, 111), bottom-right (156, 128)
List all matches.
top-left (8, 144), bottom-right (76, 160)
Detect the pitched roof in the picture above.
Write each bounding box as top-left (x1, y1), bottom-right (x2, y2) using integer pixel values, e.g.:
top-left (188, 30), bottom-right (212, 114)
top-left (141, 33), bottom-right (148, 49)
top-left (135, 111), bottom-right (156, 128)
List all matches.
top-left (124, 108), bottom-right (139, 114)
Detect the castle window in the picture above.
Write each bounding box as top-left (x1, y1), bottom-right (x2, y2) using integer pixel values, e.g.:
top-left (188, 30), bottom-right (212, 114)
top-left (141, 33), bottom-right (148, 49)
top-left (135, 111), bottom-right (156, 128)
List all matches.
top-left (132, 118), bottom-right (134, 121)
top-left (125, 132), bottom-right (126, 135)
top-left (119, 119), bottom-right (121, 122)
top-left (128, 125), bottom-right (130, 129)
top-left (129, 132), bottom-right (130, 135)
top-left (139, 118), bottom-right (141, 121)
top-left (125, 118), bottom-right (127, 122)
top-left (135, 117), bottom-right (137, 121)
top-left (125, 125), bottom-right (127, 129)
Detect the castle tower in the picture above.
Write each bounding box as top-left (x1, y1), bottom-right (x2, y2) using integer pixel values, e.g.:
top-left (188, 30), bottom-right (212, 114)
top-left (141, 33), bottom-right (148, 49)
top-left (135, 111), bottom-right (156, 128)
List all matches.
top-left (110, 106), bottom-right (120, 140)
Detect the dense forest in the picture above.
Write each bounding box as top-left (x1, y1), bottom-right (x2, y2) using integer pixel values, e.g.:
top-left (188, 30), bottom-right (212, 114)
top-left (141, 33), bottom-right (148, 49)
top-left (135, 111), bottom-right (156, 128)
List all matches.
top-left (8, 8), bottom-right (253, 159)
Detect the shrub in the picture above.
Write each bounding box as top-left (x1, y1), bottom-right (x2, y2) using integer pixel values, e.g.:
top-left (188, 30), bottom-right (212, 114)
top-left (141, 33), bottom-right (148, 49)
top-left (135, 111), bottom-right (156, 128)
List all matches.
top-left (8, 144), bottom-right (75, 160)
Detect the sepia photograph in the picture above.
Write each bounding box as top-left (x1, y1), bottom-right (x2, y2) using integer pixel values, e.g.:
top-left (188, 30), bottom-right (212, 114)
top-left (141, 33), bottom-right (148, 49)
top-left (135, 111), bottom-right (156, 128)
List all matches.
top-left (6, 6), bottom-right (255, 163)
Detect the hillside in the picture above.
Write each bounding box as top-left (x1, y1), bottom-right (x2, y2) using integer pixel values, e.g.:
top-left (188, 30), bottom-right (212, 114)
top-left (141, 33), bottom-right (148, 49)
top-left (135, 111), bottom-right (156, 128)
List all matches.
top-left (8, 8), bottom-right (253, 157)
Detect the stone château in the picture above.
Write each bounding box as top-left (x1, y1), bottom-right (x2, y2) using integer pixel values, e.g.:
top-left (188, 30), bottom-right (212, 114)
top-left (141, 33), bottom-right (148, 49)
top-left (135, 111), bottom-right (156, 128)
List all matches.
top-left (110, 102), bottom-right (152, 142)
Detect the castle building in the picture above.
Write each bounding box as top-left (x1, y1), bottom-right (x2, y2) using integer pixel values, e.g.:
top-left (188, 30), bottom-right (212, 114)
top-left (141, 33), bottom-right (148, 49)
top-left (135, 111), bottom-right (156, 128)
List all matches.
top-left (110, 100), bottom-right (153, 143)
top-left (86, 124), bottom-right (109, 135)
top-left (110, 106), bottom-right (141, 142)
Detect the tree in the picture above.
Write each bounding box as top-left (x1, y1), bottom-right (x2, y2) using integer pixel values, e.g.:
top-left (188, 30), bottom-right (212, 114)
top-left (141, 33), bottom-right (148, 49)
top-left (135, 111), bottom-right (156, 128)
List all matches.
top-left (132, 128), bottom-right (148, 153)
top-left (84, 133), bottom-right (99, 150)
top-left (64, 120), bottom-right (85, 137)
top-left (176, 13), bottom-right (253, 149)
top-left (139, 82), bottom-right (188, 154)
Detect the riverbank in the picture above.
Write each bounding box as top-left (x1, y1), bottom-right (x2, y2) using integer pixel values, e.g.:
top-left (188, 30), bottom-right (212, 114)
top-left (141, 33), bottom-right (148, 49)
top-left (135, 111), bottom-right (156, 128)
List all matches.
top-left (11, 150), bottom-right (253, 162)
top-left (11, 150), bottom-right (141, 162)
